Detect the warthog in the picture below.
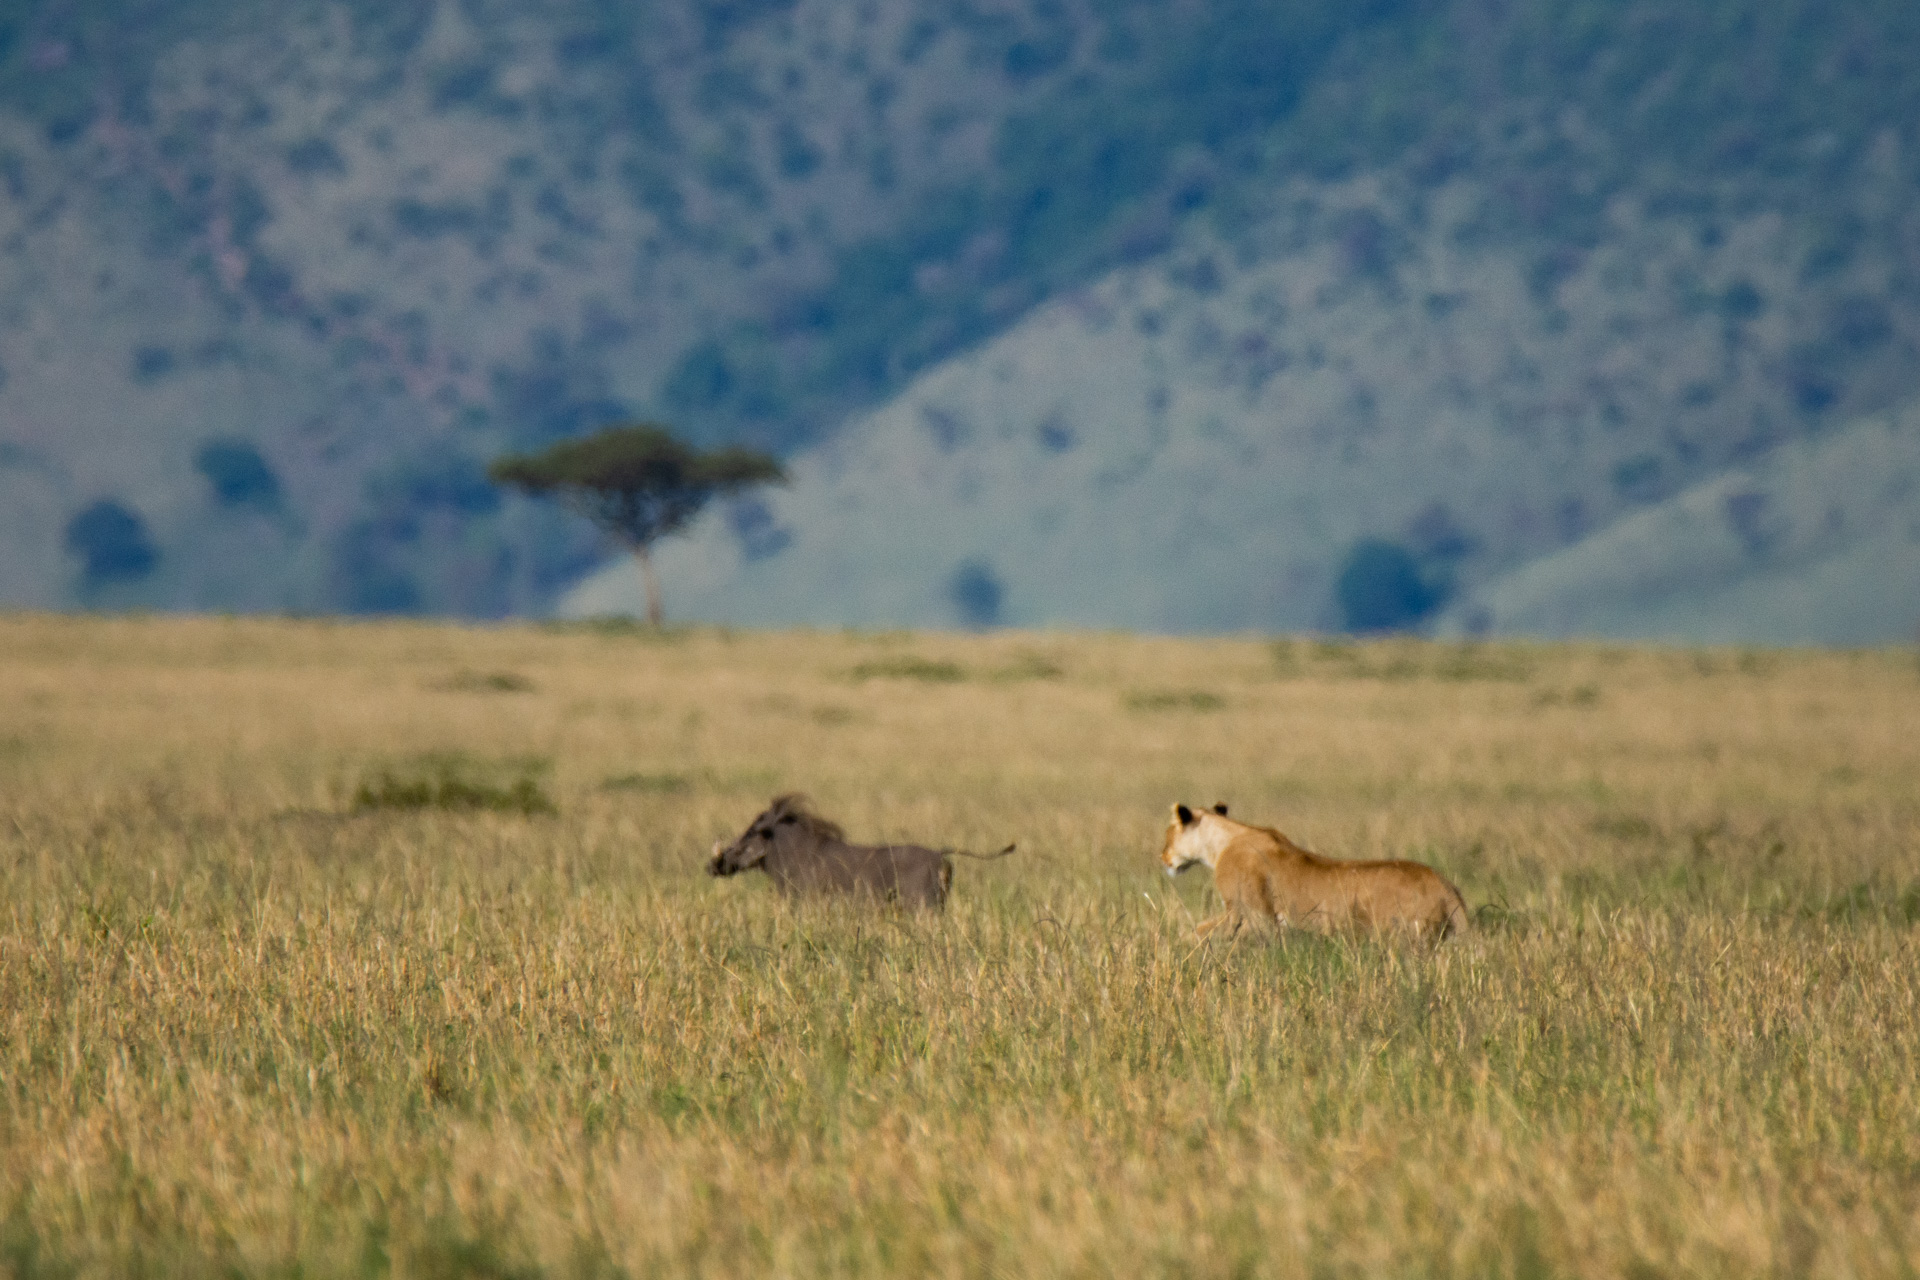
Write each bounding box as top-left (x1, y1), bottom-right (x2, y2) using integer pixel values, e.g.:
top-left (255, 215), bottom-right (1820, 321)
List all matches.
top-left (707, 794), bottom-right (1014, 909)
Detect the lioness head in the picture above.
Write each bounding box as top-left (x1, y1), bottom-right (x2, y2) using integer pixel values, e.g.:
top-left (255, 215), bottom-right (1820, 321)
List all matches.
top-left (1159, 802), bottom-right (1230, 876)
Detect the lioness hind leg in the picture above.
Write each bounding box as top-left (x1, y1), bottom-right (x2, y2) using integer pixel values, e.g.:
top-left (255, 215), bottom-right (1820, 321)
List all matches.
top-left (1194, 913), bottom-right (1242, 941)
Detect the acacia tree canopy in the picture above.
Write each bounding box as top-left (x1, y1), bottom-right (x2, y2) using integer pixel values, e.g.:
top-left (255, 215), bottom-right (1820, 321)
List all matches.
top-left (489, 424), bottom-right (785, 623)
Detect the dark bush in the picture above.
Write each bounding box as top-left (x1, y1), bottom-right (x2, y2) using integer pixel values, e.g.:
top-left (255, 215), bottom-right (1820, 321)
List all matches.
top-left (1334, 538), bottom-right (1443, 633)
top-left (1611, 453), bottom-right (1666, 502)
top-left (727, 497), bottom-right (791, 562)
top-left (397, 450), bottom-right (500, 515)
top-left (775, 120), bottom-right (821, 179)
top-left (285, 137), bottom-right (346, 175)
top-left (194, 439), bottom-right (281, 509)
top-left (392, 198), bottom-right (479, 239)
top-left (949, 559), bottom-right (1004, 629)
top-left (1830, 296), bottom-right (1892, 353)
top-left (131, 345), bottom-right (175, 381)
top-left (65, 500), bottom-right (158, 584)
top-left (1719, 279), bottom-right (1764, 321)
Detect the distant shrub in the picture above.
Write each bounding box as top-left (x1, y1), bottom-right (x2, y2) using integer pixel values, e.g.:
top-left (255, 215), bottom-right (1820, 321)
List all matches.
top-left (1719, 279), bottom-right (1764, 321)
top-left (660, 337), bottom-right (787, 424)
top-left (284, 137), bottom-right (346, 175)
top-left (727, 498), bottom-right (792, 562)
top-left (1035, 413), bottom-right (1075, 453)
top-left (1611, 453), bottom-right (1665, 502)
top-left (1830, 296), bottom-right (1892, 353)
top-left (391, 197), bottom-right (481, 239)
top-left (1334, 539), bottom-right (1444, 633)
top-left (65, 500), bottom-right (158, 584)
top-left (131, 345), bottom-right (175, 381)
top-left (775, 120), bottom-right (821, 179)
top-left (949, 559), bottom-right (1004, 629)
top-left (194, 439), bottom-right (282, 509)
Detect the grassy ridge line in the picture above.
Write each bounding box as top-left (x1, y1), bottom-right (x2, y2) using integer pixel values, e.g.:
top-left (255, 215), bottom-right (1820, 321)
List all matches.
top-left (1, 615), bottom-right (1918, 1276)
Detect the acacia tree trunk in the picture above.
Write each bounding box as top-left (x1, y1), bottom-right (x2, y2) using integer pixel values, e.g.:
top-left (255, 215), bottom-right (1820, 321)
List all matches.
top-left (632, 544), bottom-right (663, 626)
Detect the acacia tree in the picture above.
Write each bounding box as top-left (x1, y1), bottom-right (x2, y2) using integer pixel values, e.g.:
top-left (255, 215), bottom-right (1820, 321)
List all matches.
top-left (489, 424), bottom-right (784, 625)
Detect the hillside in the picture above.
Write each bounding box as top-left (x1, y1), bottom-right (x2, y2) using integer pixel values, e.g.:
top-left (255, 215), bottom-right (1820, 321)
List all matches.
top-left (1433, 401), bottom-right (1920, 644)
top-left (4, 0), bottom-right (1920, 629)
top-left (566, 166), bottom-right (1920, 636)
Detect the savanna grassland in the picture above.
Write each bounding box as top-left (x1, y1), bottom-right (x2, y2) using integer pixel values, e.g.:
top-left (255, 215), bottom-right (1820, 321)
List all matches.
top-left (2, 613), bottom-right (1918, 1278)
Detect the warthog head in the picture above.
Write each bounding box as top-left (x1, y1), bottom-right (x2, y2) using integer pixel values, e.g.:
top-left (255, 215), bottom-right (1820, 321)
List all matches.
top-left (707, 793), bottom-right (845, 877)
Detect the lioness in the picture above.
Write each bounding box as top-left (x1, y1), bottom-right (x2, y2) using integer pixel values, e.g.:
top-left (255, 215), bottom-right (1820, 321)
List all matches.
top-left (1161, 803), bottom-right (1467, 940)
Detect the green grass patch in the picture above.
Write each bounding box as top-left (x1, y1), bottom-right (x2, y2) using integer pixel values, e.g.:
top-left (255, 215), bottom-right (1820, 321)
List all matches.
top-left (601, 771), bottom-right (694, 795)
top-left (1818, 880), bottom-right (1920, 926)
top-left (1273, 638), bottom-right (1535, 682)
top-left (540, 617), bottom-right (693, 643)
top-left (434, 670), bottom-right (536, 693)
top-left (1532, 684), bottom-right (1601, 707)
top-left (1590, 813), bottom-right (1657, 841)
top-left (600, 767), bottom-right (782, 797)
top-left (989, 651), bottom-right (1066, 682)
top-left (849, 656), bottom-right (967, 682)
top-left (1123, 689), bottom-right (1226, 712)
top-left (354, 755), bottom-right (556, 816)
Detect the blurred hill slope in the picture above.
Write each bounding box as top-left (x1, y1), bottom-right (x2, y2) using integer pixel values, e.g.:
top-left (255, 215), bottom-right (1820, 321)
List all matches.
top-left (1433, 402), bottom-right (1920, 644)
top-left (564, 154), bottom-right (1920, 637)
top-left (2, 0), bottom-right (1919, 629)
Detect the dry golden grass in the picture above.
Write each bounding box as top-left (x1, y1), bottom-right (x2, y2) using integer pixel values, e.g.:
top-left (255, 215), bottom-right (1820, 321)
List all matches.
top-left (2, 613), bottom-right (1918, 1277)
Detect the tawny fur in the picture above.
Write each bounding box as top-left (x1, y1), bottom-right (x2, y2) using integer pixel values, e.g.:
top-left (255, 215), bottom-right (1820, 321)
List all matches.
top-left (1160, 804), bottom-right (1467, 940)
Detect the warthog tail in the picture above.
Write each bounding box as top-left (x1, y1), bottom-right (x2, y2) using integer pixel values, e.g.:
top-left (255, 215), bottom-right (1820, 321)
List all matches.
top-left (949, 843), bottom-right (1018, 861)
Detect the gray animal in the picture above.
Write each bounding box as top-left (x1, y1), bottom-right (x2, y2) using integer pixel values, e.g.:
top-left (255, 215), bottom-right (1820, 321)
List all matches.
top-left (706, 794), bottom-right (1014, 909)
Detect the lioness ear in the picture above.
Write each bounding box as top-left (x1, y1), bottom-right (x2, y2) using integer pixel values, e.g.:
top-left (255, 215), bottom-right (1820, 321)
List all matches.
top-left (1212, 802), bottom-right (1229, 816)
top-left (1175, 803), bottom-right (1195, 826)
